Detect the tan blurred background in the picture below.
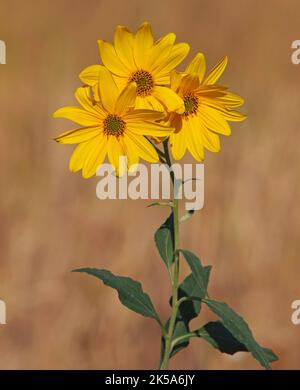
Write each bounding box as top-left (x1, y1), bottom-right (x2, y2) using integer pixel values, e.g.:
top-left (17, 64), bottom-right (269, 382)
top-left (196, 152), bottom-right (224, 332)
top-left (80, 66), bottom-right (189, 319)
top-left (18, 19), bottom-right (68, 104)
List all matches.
top-left (0, 0), bottom-right (299, 369)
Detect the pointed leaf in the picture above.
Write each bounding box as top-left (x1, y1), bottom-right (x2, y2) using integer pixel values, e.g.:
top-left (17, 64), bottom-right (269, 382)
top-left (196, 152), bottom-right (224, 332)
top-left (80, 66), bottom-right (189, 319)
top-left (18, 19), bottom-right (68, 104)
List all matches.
top-left (203, 299), bottom-right (278, 369)
top-left (180, 249), bottom-right (210, 298)
top-left (196, 321), bottom-right (278, 364)
top-left (148, 202), bottom-right (172, 208)
top-left (263, 348), bottom-right (279, 363)
top-left (196, 321), bottom-right (247, 354)
top-left (74, 268), bottom-right (159, 320)
top-left (154, 212), bottom-right (174, 269)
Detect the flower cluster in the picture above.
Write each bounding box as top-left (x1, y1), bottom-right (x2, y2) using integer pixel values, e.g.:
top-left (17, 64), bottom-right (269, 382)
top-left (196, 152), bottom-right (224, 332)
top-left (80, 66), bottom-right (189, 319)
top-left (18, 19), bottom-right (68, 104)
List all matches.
top-left (54, 22), bottom-right (246, 178)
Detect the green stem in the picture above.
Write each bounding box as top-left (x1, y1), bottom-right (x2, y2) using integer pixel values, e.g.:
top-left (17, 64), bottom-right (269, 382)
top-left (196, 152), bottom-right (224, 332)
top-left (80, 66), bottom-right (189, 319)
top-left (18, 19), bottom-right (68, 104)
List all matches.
top-left (171, 331), bottom-right (197, 349)
top-left (156, 317), bottom-right (168, 339)
top-left (146, 136), bottom-right (167, 163)
top-left (159, 141), bottom-right (181, 370)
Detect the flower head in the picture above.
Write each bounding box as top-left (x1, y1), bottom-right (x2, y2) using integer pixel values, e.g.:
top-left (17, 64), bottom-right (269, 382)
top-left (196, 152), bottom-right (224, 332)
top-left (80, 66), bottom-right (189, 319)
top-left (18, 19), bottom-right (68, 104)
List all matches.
top-left (54, 66), bottom-right (173, 178)
top-left (169, 53), bottom-right (246, 161)
top-left (79, 22), bottom-right (189, 114)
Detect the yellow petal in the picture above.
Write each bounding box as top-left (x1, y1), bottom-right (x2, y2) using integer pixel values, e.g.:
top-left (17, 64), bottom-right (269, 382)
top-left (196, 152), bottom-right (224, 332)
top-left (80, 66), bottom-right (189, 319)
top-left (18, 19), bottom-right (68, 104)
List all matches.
top-left (82, 134), bottom-right (107, 178)
top-left (185, 118), bottom-right (205, 161)
top-left (79, 65), bottom-right (101, 86)
top-left (180, 74), bottom-right (199, 94)
top-left (115, 82), bottom-right (137, 115)
top-left (92, 84), bottom-right (100, 101)
top-left (152, 86), bottom-right (184, 114)
top-left (148, 33), bottom-right (176, 71)
top-left (199, 105), bottom-right (231, 135)
top-left (185, 53), bottom-right (206, 82)
top-left (107, 136), bottom-right (126, 176)
top-left (204, 56), bottom-right (228, 85)
top-left (196, 84), bottom-right (227, 98)
top-left (75, 87), bottom-right (106, 117)
top-left (155, 75), bottom-right (170, 85)
top-left (114, 26), bottom-right (135, 70)
top-left (121, 135), bottom-right (139, 169)
top-left (55, 126), bottom-right (102, 144)
top-left (75, 87), bottom-right (93, 111)
top-left (124, 109), bottom-right (165, 121)
top-left (203, 103), bottom-right (246, 121)
top-left (170, 126), bottom-right (187, 160)
top-left (216, 91), bottom-right (245, 108)
top-left (155, 32), bottom-right (176, 46)
top-left (98, 65), bottom-right (118, 112)
top-left (69, 141), bottom-right (91, 172)
top-left (155, 43), bottom-right (190, 77)
top-left (133, 95), bottom-right (165, 111)
top-left (98, 40), bottom-right (129, 76)
top-left (134, 21), bottom-right (154, 68)
top-left (126, 131), bottom-right (159, 162)
top-left (202, 96), bottom-right (244, 110)
top-left (127, 120), bottom-right (173, 137)
top-left (53, 106), bottom-right (100, 126)
top-left (192, 116), bottom-right (221, 152)
top-left (170, 71), bottom-right (185, 92)
top-left (200, 125), bottom-right (221, 153)
top-left (170, 112), bottom-right (183, 132)
top-left (145, 95), bottom-right (166, 111)
top-left (133, 96), bottom-right (150, 110)
top-left (112, 75), bottom-right (128, 91)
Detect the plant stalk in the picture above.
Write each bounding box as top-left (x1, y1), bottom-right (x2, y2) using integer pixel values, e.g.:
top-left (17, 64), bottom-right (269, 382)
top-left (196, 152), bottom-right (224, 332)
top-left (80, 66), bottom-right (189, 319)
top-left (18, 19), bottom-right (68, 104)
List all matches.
top-left (159, 141), bottom-right (181, 369)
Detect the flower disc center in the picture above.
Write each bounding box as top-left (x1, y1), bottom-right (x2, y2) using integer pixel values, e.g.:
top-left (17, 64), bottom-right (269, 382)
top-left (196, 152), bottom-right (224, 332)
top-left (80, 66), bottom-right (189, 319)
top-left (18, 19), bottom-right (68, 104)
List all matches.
top-left (130, 70), bottom-right (154, 97)
top-left (183, 93), bottom-right (199, 117)
top-left (103, 114), bottom-right (126, 136)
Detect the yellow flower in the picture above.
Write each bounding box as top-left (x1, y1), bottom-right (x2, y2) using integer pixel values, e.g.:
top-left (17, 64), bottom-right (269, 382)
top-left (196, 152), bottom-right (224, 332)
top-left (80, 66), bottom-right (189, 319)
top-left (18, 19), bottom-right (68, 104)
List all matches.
top-left (54, 66), bottom-right (173, 178)
top-left (79, 22), bottom-right (189, 114)
top-left (169, 53), bottom-right (246, 161)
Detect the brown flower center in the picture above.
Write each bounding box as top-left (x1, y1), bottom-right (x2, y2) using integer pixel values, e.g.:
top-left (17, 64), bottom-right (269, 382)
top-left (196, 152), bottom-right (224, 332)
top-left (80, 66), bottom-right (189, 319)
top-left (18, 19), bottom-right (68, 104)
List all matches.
top-left (129, 69), bottom-right (154, 97)
top-left (103, 114), bottom-right (126, 136)
top-left (183, 93), bottom-right (199, 117)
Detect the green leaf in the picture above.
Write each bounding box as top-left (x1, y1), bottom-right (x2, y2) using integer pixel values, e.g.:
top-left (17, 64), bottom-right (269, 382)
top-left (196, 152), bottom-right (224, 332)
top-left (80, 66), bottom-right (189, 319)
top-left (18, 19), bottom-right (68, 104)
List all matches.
top-left (160, 273), bottom-right (200, 363)
top-left (263, 348), bottom-right (279, 363)
top-left (177, 272), bottom-right (207, 321)
top-left (167, 266), bottom-right (212, 358)
top-left (203, 299), bottom-right (278, 369)
top-left (154, 212), bottom-right (174, 269)
top-left (169, 275), bottom-right (199, 358)
top-left (196, 321), bottom-right (248, 354)
top-left (147, 202), bottom-right (172, 208)
top-left (196, 321), bottom-right (278, 363)
top-left (73, 268), bottom-right (159, 320)
top-left (180, 249), bottom-right (211, 298)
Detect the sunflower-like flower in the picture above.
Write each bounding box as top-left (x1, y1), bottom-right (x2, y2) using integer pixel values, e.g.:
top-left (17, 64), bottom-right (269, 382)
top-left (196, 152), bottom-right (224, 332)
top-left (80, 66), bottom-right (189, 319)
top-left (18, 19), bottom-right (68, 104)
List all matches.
top-left (54, 66), bottom-right (173, 178)
top-left (79, 22), bottom-right (189, 114)
top-left (169, 53), bottom-right (246, 161)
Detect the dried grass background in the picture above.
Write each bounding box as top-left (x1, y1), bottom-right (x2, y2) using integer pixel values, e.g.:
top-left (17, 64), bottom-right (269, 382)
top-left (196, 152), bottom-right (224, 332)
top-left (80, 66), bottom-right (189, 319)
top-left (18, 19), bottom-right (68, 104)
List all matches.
top-left (0, 0), bottom-right (300, 369)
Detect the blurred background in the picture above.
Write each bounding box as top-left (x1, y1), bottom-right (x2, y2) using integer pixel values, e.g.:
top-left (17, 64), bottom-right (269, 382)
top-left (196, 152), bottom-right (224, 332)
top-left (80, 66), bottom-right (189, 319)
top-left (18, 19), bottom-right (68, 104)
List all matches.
top-left (0, 0), bottom-right (299, 369)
